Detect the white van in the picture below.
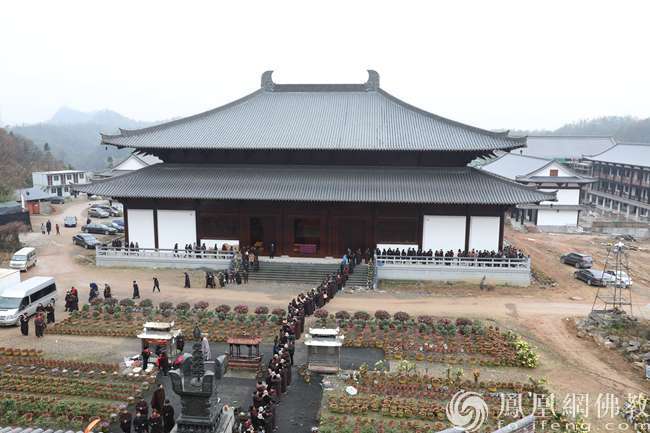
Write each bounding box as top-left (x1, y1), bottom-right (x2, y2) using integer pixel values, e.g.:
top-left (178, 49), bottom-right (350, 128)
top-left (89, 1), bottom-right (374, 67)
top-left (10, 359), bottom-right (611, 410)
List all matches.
top-left (9, 247), bottom-right (37, 271)
top-left (0, 276), bottom-right (57, 326)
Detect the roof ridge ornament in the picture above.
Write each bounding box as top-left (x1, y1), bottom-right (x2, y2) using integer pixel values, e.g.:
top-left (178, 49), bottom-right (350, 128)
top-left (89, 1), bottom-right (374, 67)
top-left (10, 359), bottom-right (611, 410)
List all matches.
top-left (261, 70), bottom-right (275, 91)
top-left (364, 70), bottom-right (380, 91)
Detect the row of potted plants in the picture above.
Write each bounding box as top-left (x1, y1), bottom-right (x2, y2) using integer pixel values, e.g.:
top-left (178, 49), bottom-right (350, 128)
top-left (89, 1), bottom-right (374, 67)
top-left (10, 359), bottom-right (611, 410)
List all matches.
top-left (0, 354), bottom-right (120, 374)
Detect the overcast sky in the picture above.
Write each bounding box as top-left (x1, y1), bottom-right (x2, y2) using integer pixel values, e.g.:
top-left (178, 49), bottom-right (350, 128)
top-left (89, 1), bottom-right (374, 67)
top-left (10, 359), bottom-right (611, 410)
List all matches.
top-left (2, 0), bottom-right (649, 130)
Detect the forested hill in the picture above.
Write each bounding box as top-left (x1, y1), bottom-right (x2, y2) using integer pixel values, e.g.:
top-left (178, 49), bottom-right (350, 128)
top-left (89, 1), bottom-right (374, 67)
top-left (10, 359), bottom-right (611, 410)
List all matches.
top-left (0, 128), bottom-right (63, 201)
top-left (514, 116), bottom-right (650, 143)
top-left (11, 108), bottom-right (157, 171)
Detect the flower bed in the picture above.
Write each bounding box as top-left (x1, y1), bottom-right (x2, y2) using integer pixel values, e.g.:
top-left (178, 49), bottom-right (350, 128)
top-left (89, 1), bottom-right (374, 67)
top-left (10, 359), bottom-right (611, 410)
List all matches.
top-left (49, 300), bottom-right (281, 342)
top-left (320, 369), bottom-right (542, 433)
top-left (0, 350), bottom-right (156, 432)
top-left (321, 312), bottom-right (539, 368)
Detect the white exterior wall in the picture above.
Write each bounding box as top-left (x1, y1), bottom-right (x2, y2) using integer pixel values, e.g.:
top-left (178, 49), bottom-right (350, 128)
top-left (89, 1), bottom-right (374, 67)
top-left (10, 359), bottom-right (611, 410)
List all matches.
top-left (468, 216), bottom-right (500, 251)
top-left (537, 209), bottom-right (578, 226)
top-left (540, 188), bottom-right (580, 205)
top-left (157, 210), bottom-right (197, 249)
top-left (530, 162), bottom-right (573, 178)
top-left (114, 156), bottom-right (147, 171)
top-left (127, 209), bottom-right (155, 248)
top-left (422, 215), bottom-right (465, 251)
top-left (32, 173), bottom-right (47, 187)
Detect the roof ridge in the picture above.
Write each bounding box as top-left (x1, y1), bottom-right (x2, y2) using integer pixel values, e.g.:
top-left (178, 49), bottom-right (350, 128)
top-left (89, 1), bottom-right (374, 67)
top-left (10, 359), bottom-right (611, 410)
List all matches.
top-left (377, 89), bottom-right (526, 145)
top-left (101, 89), bottom-right (263, 143)
top-left (527, 135), bottom-right (615, 139)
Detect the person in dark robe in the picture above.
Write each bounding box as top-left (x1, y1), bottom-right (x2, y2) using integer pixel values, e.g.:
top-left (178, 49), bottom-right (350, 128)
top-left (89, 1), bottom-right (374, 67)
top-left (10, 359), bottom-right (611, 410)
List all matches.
top-left (183, 272), bottom-right (190, 288)
top-left (34, 313), bottom-right (46, 337)
top-left (136, 397), bottom-right (149, 417)
top-left (269, 241), bottom-right (276, 259)
top-left (175, 333), bottom-right (185, 354)
top-left (152, 277), bottom-right (160, 293)
top-left (149, 410), bottom-right (163, 433)
top-left (133, 412), bottom-right (148, 433)
top-left (45, 303), bottom-right (55, 324)
top-left (162, 400), bottom-right (175, 433)
top-left (141, 347), bottom-right (151, 370)
top-left (104, 283), bottom-right (112, 299)
top-left (151, 384), bottom-right (166, 413)
top-left (19, 314), bottom-right (29, 336)
top-left (119, 408), bottom-right (133, 433)
top-left (133, 281), bottom-right (140, 299)
top-left (157, 351), bottom-right (170, 376)
top-left (192, 323), bottom-right (202, 341)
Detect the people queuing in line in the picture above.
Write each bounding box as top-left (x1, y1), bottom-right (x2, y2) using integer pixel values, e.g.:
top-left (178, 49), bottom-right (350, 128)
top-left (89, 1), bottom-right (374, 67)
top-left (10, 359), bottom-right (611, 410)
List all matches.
top-left (125, 395), bottom-right (175, 433)
top-left (239, 271), bottom-right (345, 432)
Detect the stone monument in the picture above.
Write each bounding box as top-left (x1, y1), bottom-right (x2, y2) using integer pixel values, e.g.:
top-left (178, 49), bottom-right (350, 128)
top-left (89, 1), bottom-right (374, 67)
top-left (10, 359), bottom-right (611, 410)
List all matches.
top-left (170, 342), bottom-right (222, 433)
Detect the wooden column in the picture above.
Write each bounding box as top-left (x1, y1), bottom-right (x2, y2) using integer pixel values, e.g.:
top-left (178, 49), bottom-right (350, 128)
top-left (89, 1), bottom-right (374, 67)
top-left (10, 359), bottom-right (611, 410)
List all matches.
top-left (498, 211), bottom-right (505, 251)
top-left (153, 208), bottom-right (159, 249)
top-left (464, 211), bottom-right (471, 252)
top-left (123, 200), bottom-right (130, 245)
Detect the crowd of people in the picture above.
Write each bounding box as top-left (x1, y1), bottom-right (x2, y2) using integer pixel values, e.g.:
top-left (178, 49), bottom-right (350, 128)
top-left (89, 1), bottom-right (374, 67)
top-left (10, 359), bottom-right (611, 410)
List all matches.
top-left (119, 385), bottom-right (175, 433)
top-left (239, 272), bottom-right (345, 433)
top-left (375, 245), bottom-right (527, 266)
top-left (18, 302), bottom-right (55, 338)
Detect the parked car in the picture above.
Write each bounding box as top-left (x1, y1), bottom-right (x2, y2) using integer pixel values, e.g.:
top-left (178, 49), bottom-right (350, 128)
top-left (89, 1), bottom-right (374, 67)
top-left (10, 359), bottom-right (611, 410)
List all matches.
top-left (9, 247), bottom-right (37, 271)
top-left (574, 269), bottom-right (615, 286)
top-left (111, 219), bottom-right (125, 232)
top-left (49, 197), bottom-right (65, 204)
top-left (82, 223), bottom-right (117, 235)
top-left (88, 208), bottom-right (110, 218)
top-left (604, 270), bottom-right (633, 288)
top-left (73, 233), bottom-right (99, 249)
top-left (90, 204), bottom-right (121, 217)
top-left (560, 252), bottom-right (593, 268)
top-left (64, 216), bottom-right (77, 227)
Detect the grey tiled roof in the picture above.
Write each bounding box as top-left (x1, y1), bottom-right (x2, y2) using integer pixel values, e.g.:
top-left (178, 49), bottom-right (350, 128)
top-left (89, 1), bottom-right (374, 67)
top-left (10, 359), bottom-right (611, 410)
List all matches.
top-left (479, 152), bottom-right (552, 180)
top-left (584, 142), bottom-right (650, 167)
top-left (101, 71), bottom-right (525, 153)
top-left (518, 135), bottom-right (615, 159)
top-left (76, 164), bottom-right (553, 205)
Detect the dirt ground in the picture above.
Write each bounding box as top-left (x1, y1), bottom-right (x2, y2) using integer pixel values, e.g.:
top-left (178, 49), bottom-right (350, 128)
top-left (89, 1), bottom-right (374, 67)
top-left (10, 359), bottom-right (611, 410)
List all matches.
top-left (2, 199), bottom-right (650, 432)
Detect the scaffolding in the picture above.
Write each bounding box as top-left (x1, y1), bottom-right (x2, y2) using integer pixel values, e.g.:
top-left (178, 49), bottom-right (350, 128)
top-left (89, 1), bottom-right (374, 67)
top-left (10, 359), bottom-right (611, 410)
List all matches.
top-left (591, 241), bottom-right (633, 315)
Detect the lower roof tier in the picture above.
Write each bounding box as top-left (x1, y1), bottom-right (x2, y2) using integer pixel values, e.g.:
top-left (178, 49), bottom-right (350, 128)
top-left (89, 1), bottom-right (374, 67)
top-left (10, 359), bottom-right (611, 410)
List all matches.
top-left (76, 164), bottom-right (554, 205)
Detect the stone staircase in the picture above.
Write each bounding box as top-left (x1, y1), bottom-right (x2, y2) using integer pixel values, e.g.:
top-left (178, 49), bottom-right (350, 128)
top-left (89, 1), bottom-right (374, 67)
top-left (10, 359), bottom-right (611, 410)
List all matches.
top-left (246, 261), bottom-right (369, 287)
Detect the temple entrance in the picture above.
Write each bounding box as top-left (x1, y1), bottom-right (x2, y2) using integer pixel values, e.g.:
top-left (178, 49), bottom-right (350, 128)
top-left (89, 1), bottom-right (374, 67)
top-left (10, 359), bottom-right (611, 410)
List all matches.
top-left (249, 216), bottom-right (276, 254)
top-left (292, 217), bottom-right (321, 256)
top-left (337, 218), bottom-right (366, 255)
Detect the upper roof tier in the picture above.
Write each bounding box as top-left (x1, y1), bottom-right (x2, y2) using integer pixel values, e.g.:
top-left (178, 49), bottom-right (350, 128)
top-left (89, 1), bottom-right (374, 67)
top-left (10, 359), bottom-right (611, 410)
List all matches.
top-left (584, 142), bottom-right (650, 167)
top-left (101, 71), bottom-right (525, 153)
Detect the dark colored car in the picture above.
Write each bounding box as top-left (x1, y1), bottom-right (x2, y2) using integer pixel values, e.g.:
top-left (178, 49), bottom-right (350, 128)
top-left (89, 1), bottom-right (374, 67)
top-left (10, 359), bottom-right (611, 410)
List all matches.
top-left (560, 252), bottom-right (593, 268)
top-left (64, 216), bottom-right (77, 227)
top-left (49, 196), bottom-right (65, 204)
top-left (111, 219), bottom-right (125, 232)
top-left (82, 223), bottom-right (117, 235)
top-left (73, 233), bottom-right (98, 249)
top-left (574, 269), bottom-right (614, 286)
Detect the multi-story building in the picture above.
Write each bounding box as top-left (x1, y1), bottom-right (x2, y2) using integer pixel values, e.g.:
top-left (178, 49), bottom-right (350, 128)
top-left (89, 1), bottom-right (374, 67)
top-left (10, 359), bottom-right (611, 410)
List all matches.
top-left (32, 170), bottom-right (90, 198)
top-left (480, 152), bottom-right (594, 228)
top-left (585, 142), bottom-right (650, 221)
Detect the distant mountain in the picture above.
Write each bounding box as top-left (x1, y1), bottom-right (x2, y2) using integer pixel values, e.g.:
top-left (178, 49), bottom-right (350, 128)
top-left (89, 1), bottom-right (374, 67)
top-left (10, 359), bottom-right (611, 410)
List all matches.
top-left (11, 108), bottom-right (157, 171)
top-left (0, 128), bottom-right (63, 201)
top-left (512, 116), bottom-right (650, 144)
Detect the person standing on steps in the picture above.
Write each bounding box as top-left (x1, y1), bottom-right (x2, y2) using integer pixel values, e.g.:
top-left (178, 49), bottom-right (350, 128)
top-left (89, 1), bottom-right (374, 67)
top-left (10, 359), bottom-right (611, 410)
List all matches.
top-left (152, 277), bottom-right (160, 293)
top-left (269, 241), bottom-right (276, 259)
